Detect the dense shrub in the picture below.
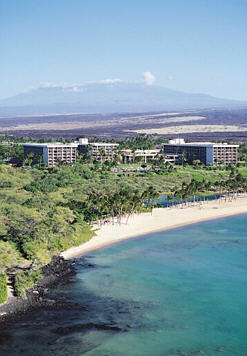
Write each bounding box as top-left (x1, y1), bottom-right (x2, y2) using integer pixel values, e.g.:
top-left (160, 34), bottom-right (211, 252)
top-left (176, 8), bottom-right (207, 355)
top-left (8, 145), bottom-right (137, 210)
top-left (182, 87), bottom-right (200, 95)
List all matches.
top-left (0, 241), bottom-right (23, 273)
top-left (0, 181), bottom-right (13, 188)
top-left (0, 274), bottom-right (7, 304)
top-left (14, 270), bottom-right (42, 298)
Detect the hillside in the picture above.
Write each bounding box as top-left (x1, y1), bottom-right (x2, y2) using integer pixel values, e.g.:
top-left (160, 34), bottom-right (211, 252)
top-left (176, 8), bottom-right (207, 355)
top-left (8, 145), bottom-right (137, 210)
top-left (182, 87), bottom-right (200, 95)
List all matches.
top-left (0, 82), bottom-right (246, 116)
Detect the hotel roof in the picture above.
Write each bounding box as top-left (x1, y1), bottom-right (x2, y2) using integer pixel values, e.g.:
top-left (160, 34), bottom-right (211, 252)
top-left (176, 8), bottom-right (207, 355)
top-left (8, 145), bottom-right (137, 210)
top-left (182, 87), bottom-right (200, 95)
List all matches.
top-left (164, 142), bottom-right (239, 147)
top-left (90, 142), bottom-right (119, 146)
top-left (23, 143), bottom-right (79, 148)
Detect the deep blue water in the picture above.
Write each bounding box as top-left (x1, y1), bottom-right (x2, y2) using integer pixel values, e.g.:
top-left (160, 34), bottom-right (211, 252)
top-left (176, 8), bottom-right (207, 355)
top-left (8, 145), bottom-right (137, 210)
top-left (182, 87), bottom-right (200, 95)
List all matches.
top-left (1, 214), bottom-right (247, 356)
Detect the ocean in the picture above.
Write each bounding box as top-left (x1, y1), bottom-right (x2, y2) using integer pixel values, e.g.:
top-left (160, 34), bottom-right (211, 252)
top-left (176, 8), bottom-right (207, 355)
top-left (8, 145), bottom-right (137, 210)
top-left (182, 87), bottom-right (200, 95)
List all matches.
top-left (1, 214), bottom-right (247, 356)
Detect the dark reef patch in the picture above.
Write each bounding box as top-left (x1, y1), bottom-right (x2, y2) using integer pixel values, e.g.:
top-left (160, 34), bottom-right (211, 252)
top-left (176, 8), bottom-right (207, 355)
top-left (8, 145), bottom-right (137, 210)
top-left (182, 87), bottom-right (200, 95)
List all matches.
top-left (52, 322), bottom-right (127, 335)
top-left (0, 256), bottom-right (76, 325)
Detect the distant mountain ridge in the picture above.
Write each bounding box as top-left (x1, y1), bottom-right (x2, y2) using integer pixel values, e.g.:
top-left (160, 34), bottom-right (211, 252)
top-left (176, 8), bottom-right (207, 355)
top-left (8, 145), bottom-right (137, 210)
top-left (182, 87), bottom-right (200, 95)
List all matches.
top-left (0, 82), bottom-right (246, 116)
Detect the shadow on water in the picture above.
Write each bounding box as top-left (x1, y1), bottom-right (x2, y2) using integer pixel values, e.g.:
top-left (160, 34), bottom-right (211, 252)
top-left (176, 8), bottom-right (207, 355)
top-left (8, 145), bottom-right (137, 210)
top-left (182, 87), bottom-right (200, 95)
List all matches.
top-left (0, 257), bottom-right (149, 356)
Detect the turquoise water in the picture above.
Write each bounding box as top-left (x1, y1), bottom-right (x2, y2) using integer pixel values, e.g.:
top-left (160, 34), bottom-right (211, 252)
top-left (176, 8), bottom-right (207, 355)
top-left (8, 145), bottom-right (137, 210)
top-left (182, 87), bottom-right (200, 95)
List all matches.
top-left (155, 193), bottom-right (222, 207)
top-left (1, 214), bottom-right (247, 355)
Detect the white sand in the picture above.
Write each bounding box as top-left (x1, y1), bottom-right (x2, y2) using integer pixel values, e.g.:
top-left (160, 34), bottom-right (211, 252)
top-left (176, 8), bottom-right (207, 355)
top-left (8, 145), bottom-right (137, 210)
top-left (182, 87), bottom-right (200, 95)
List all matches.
top-left (61, 196), bottom-right (247, 259)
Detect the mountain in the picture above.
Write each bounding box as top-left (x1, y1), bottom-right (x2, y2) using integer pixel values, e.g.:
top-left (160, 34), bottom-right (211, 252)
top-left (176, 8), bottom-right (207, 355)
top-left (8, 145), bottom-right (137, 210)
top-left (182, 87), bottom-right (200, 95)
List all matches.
top-left (0, 82), bottom-right (246, 116)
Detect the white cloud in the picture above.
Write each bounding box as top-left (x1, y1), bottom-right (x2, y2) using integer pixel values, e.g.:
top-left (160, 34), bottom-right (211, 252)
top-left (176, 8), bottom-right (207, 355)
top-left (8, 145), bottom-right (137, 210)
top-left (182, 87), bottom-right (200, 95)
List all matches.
top-left (40, 82), bottom-right (87, 92)
top-left (142, 71), bottom-right (156, 86)
top-left (39, 79), bottom-right (122, 89)
top-left (98, 78), bottom-right (122, 84)
top-left (167, 75), bottom-right (174, 81)
top-left (40, 82), bottom-right (71, 88)
top-left (72, 86), bottom-right (85, 92)
top-left (35, 75), bottom-right (157, 92)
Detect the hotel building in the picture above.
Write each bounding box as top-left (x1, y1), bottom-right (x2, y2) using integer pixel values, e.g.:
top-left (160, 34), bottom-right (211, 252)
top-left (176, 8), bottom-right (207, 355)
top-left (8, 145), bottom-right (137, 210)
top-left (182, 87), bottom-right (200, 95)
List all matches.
top-left (23, 138), bottom-right (119, 166)
top-left (23, 143), bottom-right (78, 166)
top-left (77, 138), bottom-right (119, 161)
top-left (163, 139), bottom-right (239, 165)
top-left (23, 137), bottom-right (239, 167)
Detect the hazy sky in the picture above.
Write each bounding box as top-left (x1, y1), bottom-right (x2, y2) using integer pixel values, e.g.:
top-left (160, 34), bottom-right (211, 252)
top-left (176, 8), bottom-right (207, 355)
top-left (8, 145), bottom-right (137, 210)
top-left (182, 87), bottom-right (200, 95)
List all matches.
top-left (0, 0), bottom-right (246, 100)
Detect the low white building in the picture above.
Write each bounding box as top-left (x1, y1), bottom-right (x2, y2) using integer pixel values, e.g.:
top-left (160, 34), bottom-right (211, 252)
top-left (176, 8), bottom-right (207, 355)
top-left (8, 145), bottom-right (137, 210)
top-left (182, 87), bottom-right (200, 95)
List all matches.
top-left (121, 149), bottom-right (161, 163)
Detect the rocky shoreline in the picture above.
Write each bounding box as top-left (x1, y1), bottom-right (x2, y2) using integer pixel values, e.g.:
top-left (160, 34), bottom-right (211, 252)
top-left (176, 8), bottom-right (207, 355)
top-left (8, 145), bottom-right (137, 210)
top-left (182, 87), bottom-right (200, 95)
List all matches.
top-left (0, 256), bottom-right (75, 325)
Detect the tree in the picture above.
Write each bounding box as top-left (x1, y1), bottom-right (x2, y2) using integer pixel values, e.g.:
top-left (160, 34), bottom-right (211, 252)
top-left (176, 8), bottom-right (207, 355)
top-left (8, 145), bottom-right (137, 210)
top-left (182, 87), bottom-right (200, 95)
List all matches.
top-left (98, 147), bottom-right (106, 164)
top-left (23, 152), bottom-right (34, 167)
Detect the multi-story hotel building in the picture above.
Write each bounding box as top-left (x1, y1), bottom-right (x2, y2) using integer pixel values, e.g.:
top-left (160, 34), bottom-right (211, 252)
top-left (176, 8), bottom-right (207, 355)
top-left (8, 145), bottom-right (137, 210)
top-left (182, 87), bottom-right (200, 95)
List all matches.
top-left (23, 138), bottom-right (119, 166)
top-left (77, 138), bottom-right (119, 161)
top-left (23, 143), bottom-right (78, 166)
top-left (163, 139), bottom-right (239, 165)
top-left (23, 137), bottom-right (239, 167)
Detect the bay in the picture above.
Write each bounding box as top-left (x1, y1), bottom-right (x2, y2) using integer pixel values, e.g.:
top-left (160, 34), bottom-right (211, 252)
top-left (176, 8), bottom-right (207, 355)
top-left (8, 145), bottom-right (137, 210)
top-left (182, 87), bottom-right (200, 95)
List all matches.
top-left (1, 214), bottom-right (247, 356)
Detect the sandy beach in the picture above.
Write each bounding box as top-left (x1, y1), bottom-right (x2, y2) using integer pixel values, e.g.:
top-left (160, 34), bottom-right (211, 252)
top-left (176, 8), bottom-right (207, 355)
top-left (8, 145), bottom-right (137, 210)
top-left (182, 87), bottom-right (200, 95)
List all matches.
top-left (61, 196), bottom-right (247, 259)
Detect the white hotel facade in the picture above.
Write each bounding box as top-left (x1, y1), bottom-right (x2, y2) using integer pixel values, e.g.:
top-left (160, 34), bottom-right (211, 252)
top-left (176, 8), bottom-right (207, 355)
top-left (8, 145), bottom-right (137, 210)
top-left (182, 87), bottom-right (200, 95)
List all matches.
top-left (23, 138), bottom-right (239, 167)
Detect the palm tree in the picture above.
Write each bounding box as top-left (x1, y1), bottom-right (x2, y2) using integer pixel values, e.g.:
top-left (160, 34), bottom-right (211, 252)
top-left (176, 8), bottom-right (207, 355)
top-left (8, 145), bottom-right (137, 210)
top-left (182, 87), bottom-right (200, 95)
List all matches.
top-left (38, 153), bottom-right (44, 168)
top-left (23, 152), bottom-right (34, 167)
top-left (98, 148), bottom-right (106, 164)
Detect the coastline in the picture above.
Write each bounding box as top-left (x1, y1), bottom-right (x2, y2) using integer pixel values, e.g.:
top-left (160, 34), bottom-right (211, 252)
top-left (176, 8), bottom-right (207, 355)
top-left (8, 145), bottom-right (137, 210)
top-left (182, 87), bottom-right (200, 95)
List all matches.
top-left (1, 196), bottom-right (247, 329)
top-left (0, 256), bottom-right (75, 324)
top-left (61, 195), bottom-right (247, 259)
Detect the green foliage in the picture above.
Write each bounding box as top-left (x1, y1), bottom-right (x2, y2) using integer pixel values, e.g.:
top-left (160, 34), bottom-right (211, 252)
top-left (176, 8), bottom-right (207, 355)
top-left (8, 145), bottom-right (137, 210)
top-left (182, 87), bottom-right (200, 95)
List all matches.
top-left (68, 185), bottom-right (158, 223)
top-left (0, 163), bottom-right (97, 271)
top-left (0, 164), bottom-right (32, 188)
top-left (0, 144), bottom-right (23, 165)
top-left (14, 270), bottom-right (42, 298)
top-left (0, 274), bottom-right (7, 304)
top-left (0, 142), bottom-right (246, 301)
top-left (118, 135), bottom-right (163, 151)
top-left (0, 241), bottom-right (24, 273)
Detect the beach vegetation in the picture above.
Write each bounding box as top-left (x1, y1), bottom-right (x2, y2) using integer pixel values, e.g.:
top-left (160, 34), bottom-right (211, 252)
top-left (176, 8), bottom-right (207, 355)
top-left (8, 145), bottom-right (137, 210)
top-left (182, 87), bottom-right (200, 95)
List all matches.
top-left (0, 274), bottom-right (7, 304)
top-left (1, 136), bottom-right (247, 303)
top-left (13, 270), bottom-right (43, 298)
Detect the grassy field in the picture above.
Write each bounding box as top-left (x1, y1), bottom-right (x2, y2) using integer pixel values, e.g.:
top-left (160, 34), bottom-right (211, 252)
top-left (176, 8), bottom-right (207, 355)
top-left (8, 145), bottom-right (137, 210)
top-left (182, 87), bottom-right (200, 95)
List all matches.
top-left (117, 165), bottom-right (237, 194)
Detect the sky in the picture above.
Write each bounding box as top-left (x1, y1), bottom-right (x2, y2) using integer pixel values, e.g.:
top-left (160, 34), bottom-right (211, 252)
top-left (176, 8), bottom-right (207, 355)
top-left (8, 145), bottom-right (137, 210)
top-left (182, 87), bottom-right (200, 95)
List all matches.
top-left (0, 0), bottom-right (246, 100)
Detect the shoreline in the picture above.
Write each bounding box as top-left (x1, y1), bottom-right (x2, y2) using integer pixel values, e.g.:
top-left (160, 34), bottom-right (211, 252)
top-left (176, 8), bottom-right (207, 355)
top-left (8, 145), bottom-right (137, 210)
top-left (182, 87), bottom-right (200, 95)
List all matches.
top-left (0, 256), bottom-right (75, 324)
top-left (61, 195), bottom-right (247, 259)
top-left (1, 196), bottom-right (247, 325)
